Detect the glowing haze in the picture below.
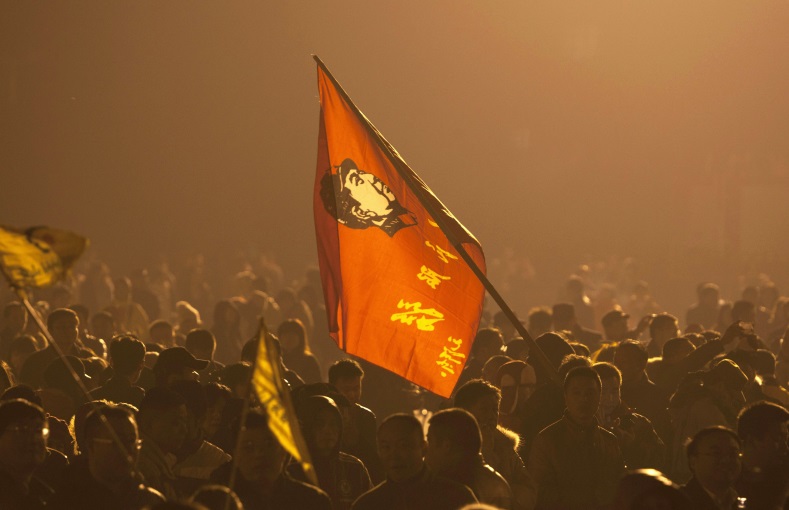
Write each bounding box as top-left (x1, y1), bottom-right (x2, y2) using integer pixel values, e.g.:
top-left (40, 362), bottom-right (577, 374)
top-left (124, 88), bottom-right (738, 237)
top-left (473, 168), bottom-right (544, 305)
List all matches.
top-left (1, 1), bottom-right (787, 312)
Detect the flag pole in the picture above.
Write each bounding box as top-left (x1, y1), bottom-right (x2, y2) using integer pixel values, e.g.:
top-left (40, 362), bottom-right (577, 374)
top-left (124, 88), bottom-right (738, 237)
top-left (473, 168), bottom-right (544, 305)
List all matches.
top-left (313, 56), bottom-right (560, 384)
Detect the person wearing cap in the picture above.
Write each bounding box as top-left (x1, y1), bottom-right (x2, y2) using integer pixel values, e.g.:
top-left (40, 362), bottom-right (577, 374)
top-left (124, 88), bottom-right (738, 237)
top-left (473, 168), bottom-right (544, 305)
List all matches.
top-left (152, 347), bottom-right (209, 388)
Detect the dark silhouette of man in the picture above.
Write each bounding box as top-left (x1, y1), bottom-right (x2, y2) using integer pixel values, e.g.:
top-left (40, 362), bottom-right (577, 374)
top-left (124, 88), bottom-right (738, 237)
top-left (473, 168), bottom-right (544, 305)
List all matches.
top-left (735, 401), bottom-right (789, 509)
top-left (426, 408), bottom-right (512, 509)
top-left (20, 308), bottom-right (83, 388)
top-left (53, 404), bottom-right (164, 509)
top-left (352, 413), bottom-right (477, 510)
top-left (681, 427), bottom-right (742, 510)
top-left (211, 409), bottom-right (331, 510)
top-left (528, 366), bottom-right (625, 510)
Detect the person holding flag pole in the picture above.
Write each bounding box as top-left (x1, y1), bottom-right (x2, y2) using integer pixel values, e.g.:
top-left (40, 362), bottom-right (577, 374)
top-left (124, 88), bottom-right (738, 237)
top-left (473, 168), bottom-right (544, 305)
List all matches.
top-left (214, 318), bottom-right (330, 509)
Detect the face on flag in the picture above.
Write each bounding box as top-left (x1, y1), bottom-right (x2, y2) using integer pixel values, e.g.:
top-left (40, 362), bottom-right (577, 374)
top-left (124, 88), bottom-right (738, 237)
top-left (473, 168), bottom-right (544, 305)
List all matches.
top-left (313, 58), bottom-right (486, 397)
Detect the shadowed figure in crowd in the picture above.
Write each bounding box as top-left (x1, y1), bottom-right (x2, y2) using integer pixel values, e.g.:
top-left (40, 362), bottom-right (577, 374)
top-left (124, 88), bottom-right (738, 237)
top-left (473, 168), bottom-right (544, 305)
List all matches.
top-left (211, 408), bottom-right (331, 510)
top-left (53, 404), bottom-right (164, 509)
top-left (352, 413), bottom-right (477, 510)
top-left (426, 408), bottom-right (512, 509)
top-left (288, 395), bottom-right (371, 509)
top-left (529, 366), bottom-right (625, 510)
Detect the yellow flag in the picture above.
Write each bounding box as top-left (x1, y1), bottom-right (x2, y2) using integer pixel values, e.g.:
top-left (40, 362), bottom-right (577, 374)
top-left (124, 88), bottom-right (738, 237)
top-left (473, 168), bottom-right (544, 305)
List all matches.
top-left (251, 325), bottom-right (317, 485)
top-left (0, 226), bottom-right (88, 288)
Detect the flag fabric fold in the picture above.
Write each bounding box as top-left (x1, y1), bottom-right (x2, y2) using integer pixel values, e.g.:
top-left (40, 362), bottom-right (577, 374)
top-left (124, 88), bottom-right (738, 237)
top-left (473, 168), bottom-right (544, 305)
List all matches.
top-left (0, 225), bottom-right (88, 289)
top-left (313, 57), bottom-right (486, 397)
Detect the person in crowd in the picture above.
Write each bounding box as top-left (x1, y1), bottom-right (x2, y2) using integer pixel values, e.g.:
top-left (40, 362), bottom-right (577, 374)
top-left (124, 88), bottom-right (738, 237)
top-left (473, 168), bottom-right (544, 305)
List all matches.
top-left (426, 408), bottom-right (512, 509)
top-left (211, 408), bottom-right (332, 509)
top-left (20, 308), bottom-right (85, 388)
top-left (107, 277), bottom-right (150, 340)
top-left (7, 334), bottom-right (38, 378)
top-left (645, 313), bottom-right (680, 358)
top-left (352, 413), bottom-right (477, 510)
top-left (687, 283), bottom-right (722, 330)
top-left (1, 301), bottom-right (28, 359)
top-left (600, 309), bottom-right (651, 343)
top-left (153, 347), bottom-right (209, 388)
top-left (681, 426), bottom-right (742, 509)
top-left (526, 307), bottom-right (552, 341)
top-left (54, 404), bottom-right (165, 509)
top-left (613, 468), bottom-right (692, 510)
top-left (174, 301), bottom-right (202, 341)
top-left (328, 358), bottom-right (382, 482)
top-left (650, 320), bottom-right (742, 399)
top-left (592, 362), bottom-right (665, 470)
top-left (735, 401), bottom-right (789, 509)
top-left (69, 304), bottom-right (107, 359)
top-left (38, 355), bottom-right (92, 420)
top-left (137, 386), bottom-right (189, 500)
top-left (668, 359), bottom-right (748, 483)
top-left (515, 333), bottom-right (574, 458)
top-left (216, 362), bottom-right (252, 400)
top-left (169, 380), bottom-right (231, 496)
top-left (288, 395), bottom-right (371, 509)
top-left (482, 354), bottom-right (513, 384)
top-left (90, 310), bottom-right (118, 346)
top-left (150, 320), bottom-right (177, 349)
top-left (184, 329), bottom-right (224, 383)
top-left (456, 328), bottom-right (505, 388)
top-left (92, 335), bottom-right (146, 407)
top-left (278, 319), bottom-right (321, 384)
top-left (0, 399), bottom-right (53, 509)
top-left (495, 361), bottom-right (538, 430)
top-left (563, 276), bottom-right (596, 330)
top-left (210, 300), bottom-right (244, 364)
top-left (613, 340), bottom-right (672, 442)
top-left (529, 366), bottom-right (625, 510)
top-left (200, 382), bottom-right (236, 452)
top-left (454, 378), bottom-right (537, 510)
top-left (552, 303), bottom-right (602, 352)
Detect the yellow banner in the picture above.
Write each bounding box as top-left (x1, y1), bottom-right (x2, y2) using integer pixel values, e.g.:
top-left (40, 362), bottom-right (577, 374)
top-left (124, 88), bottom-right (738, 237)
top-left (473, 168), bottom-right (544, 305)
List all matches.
top-left (251, 326), bottom-right (317, 485)
top-left (0, 226), bottom-right (87, 288)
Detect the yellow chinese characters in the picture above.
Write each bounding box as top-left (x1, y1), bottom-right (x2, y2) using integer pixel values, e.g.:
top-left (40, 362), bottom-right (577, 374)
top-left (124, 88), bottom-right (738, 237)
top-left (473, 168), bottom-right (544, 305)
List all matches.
top-left (436, 336), bottom-right (466, 377)
top-left (417, 265), bottom-right (450, 290)
top-left (424, 240), bottom-right (459, 264)
top-left (390, 299), bottom-right (445, 331)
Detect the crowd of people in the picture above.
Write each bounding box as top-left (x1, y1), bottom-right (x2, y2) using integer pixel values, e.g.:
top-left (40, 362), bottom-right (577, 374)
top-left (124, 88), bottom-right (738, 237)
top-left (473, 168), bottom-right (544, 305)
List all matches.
top-left (0, 255), bottom-right (787, 510)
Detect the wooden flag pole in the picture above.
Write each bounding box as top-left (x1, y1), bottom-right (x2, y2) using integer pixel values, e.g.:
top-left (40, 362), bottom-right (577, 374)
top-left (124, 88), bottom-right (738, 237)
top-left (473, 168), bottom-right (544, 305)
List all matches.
top-left (313, 56), bottom-right (560, 385)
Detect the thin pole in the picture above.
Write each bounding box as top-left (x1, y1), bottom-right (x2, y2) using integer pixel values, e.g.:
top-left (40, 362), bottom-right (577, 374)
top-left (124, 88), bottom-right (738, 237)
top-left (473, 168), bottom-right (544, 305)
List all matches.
top-left (313, 56), bottom-right (560, 384)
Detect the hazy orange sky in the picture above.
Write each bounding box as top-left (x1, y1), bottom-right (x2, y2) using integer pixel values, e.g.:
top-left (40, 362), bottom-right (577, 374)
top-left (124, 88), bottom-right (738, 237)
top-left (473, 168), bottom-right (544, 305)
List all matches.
top-left (2, 1), bottom-right (788, 310)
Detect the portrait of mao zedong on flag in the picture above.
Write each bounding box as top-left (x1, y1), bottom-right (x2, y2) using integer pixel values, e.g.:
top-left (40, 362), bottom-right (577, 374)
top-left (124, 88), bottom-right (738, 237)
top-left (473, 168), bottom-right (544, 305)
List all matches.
top-left (319, 158), bottom-right (417, 237)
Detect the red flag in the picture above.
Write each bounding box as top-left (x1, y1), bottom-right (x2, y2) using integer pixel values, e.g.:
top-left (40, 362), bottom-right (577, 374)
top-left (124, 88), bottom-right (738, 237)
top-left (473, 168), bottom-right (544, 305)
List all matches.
top-left (313, 57), bottom-right (486, 397)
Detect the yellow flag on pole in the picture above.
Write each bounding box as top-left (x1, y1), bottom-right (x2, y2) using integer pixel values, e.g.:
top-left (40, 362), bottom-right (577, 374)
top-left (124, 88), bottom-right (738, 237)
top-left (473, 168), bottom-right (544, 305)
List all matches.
top-left (251, 324), bottom-right (317, 485)
top-left (0, 226), bottom-right (88, 289)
